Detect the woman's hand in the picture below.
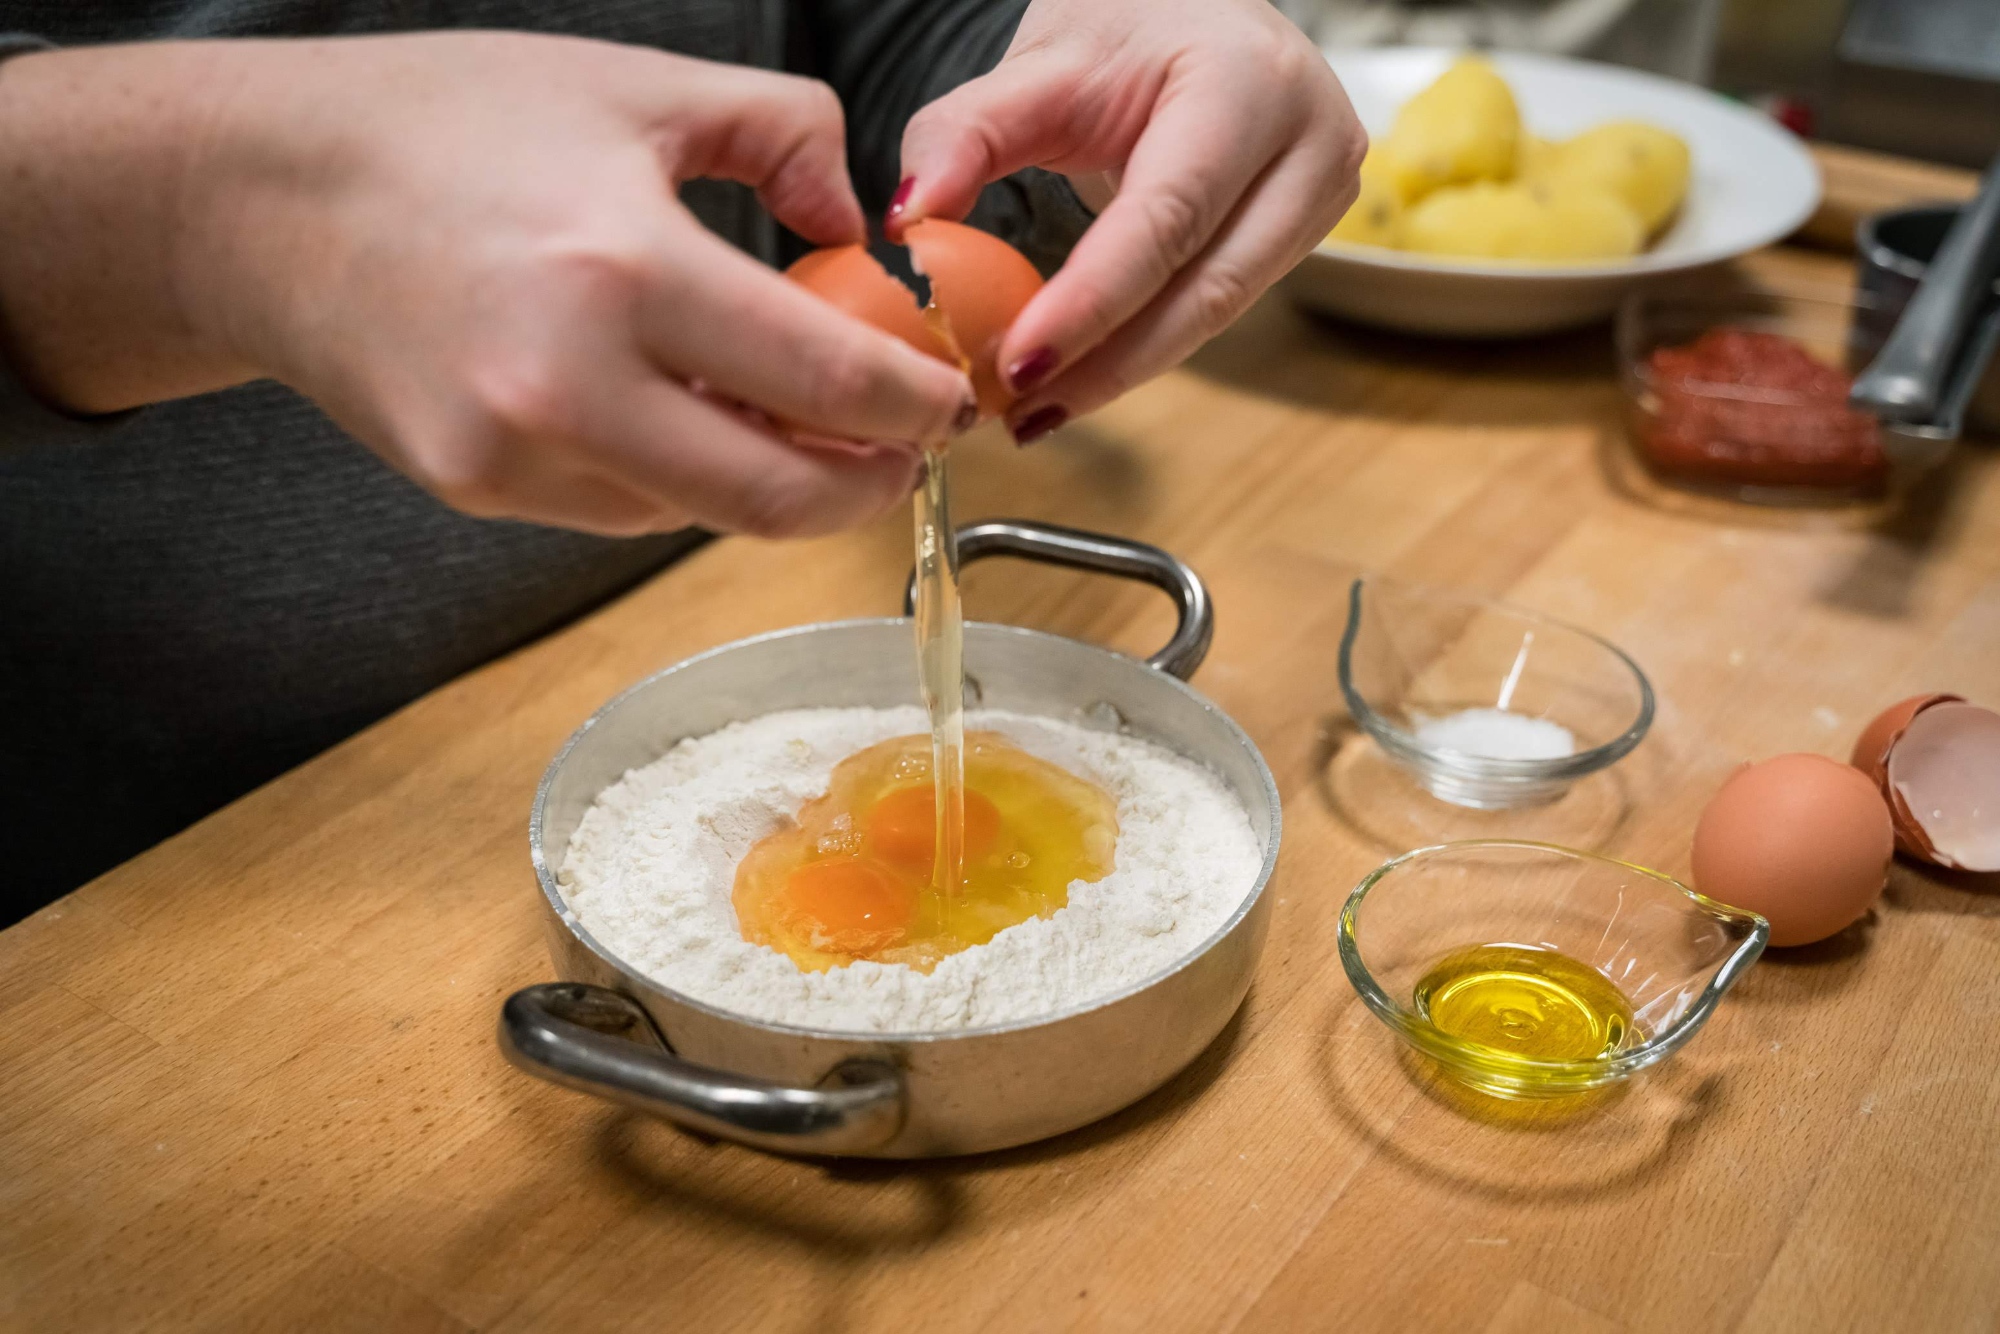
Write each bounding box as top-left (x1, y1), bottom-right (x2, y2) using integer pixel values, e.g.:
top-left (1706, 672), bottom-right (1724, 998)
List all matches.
top-left (0, 34), bottom-right (976, 536)
top-left (886, 0), bottom-right (1363, 443)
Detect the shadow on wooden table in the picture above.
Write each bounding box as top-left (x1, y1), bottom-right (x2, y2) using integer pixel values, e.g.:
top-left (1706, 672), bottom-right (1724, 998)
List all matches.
top-left (1820, 443), bottom-right (1991, 620)
top-left (1731, 911), bottom-right (1877, 1012)
top-left (581, 1001), bottom-right (1248, 1241)
top-left (1314, 991), bottom-right (1725, 1205)
top-left (1184, 296), bottom-right (1614, 428)
top-left (1309, 718), bottom-right (1647, 859)
top-left (1885, 861), bottom-right (2000, 918)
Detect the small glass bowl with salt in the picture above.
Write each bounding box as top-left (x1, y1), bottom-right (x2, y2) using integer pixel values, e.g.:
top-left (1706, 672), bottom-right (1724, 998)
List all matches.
top-left (1338, 576), bottom-right (1654, 809)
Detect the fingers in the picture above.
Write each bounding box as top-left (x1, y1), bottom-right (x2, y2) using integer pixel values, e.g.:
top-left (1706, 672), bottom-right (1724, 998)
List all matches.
top-left (991, 79), bottom-right (1288, 394)
top-left (636, 224), bottom-right (975, 446)
top-left (444, 445), bottom-right (697, 536)
top-left (662, 66), bottom-right (867, 247)
top-left (1007, 142), bottom-right (1355, 431)
top-left (888, 54), bottom-right (1107, 240)
top-left (575, 368), bottom-right (924, 538)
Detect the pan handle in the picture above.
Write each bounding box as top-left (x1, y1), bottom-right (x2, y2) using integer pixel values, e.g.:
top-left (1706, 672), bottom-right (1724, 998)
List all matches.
top-left (499, 982), bottom-right (905, 1154)
top-left (904, 519), bottom-right (1214, 680)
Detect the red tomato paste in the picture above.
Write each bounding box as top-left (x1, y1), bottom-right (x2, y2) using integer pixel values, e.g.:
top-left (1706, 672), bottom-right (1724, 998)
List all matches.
top-left (1638, 328), bottom-right (1887, 491)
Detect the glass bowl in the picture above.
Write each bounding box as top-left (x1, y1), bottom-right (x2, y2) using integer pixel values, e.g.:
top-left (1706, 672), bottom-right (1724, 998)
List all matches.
top-left (1338, 576), bottom-right (1654, 809)
top-left (1339, 841), bottom-right (1768, 1100)
top-left (1615, 284), bottom-right (1946, 510)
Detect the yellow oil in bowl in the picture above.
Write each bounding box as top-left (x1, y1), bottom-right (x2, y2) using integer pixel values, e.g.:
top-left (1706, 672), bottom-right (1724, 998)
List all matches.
top-left (1412, 942), bottom-right (1638, 1068)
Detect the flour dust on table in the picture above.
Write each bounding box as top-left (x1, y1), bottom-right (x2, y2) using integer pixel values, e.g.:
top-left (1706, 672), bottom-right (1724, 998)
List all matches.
top-left (558, 707), bottom-right (1262, 1034)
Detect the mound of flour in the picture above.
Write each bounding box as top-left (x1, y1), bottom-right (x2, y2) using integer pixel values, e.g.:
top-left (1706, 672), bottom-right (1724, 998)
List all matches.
top-left (558, 706), bottom-right (1262, 1033)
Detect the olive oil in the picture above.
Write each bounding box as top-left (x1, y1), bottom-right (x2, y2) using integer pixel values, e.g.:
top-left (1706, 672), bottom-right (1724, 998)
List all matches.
top-left (1412, 943), bottom-right (1636, 1062)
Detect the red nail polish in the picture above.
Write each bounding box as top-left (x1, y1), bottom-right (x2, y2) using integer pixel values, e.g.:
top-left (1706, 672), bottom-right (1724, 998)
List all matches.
top-left (1009, 405), bottom-right (1068, 446)
top-left (1007, 346), bottom-right (1059, 394)
top-left (886, 177), bottom-right (916, 227)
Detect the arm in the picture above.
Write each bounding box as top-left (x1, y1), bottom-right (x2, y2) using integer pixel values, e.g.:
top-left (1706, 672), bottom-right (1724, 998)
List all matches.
top-left (0, 32), bottom-right (977, 536)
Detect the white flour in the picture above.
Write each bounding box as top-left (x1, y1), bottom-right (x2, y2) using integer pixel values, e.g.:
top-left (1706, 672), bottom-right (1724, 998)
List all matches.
top-left (558, 706), bottom-right (1262, 1034)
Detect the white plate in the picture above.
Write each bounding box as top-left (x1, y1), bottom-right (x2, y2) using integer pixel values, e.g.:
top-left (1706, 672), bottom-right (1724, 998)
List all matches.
top-left (1283, 47), bottom-right (1822, 337)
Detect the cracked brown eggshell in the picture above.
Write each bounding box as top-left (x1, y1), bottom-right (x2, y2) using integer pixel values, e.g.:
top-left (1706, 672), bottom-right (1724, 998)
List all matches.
top-left (1881, 701), bottom-right (2000, 872)
top-left (1850, 693), bottom-right (1962, 790)
top-left (785, 221), bottom-right (1044, 422)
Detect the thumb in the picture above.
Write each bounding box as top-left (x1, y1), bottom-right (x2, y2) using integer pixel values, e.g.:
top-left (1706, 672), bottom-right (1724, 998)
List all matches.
top-left (888, 54), bottom-right (1094, 240)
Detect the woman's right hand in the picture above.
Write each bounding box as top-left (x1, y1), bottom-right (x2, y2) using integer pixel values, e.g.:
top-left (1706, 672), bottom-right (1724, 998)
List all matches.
top-left (0, 33), bottom-right (975, 537)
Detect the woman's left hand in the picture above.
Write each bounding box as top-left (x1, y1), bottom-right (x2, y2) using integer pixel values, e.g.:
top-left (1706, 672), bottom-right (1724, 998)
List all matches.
top-left (886, 0), bottom-right (1364, 443)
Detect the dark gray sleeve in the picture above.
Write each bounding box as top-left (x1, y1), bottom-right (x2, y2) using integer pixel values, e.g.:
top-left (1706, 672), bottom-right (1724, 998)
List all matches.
top-left (0, 32), bottom-right (139, 452)
top-left (792, 0), bottom-right (1094, 277)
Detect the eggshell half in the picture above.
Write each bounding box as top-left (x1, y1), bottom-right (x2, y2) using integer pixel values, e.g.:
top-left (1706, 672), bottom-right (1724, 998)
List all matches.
top-left (1851, 693), bottom-right (1962, 790)
top-left (905, 219), bottom-right (1045, 418)
top-left (784, 245), bottom-right (956, 366)
top-left (1884, 701), bottom-right (2000, 871)
top-left (1690, 753), bottom-right (1894, 947)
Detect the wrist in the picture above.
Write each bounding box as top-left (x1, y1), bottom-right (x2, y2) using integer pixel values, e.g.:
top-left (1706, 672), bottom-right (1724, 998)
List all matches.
top-left (0, 42), bottom-right (274, 413)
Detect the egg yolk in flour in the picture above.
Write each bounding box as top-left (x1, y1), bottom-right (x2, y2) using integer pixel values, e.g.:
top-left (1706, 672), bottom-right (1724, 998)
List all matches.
top-left (733, 731), bottom-right (1118, 972)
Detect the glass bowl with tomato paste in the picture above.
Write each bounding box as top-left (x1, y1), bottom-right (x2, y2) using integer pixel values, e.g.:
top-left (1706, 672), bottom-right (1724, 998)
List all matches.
top-left (1615, 287), bottom-right (1913, 506)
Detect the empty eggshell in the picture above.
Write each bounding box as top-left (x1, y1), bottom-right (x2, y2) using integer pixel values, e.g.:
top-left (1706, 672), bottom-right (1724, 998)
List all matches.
top-left (1851, 693), bottom-right (1962, 790)
top-left (1883, 701), bottom-right (2000, 871)
top-left (1690, 753), bottom-right (1894, 947)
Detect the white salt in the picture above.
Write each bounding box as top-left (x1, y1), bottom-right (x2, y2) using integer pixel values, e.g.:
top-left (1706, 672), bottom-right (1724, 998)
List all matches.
top-left (1412, 707), bottom-right (1575, 761)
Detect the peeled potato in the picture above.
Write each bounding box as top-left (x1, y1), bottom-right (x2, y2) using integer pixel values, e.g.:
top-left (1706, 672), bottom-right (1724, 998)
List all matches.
top-left (1513, 182), bottom-right (1644, 260)
top-left (1403, 181), bottom-right (1643, 262)
top-left (1328, 150), bottom-right (1404, 248)
top-left (1379, 58), bottom-right (1519, 201)
top-left (1400, 182), bottom-right (1544, 259)
top-left (1527, 120), bottom-right (1690, 234)
top-left (1514, 132), bottom-right (1560, 179)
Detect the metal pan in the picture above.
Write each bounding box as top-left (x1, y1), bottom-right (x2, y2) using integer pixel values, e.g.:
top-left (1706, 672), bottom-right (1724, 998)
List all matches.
top-left (499, 520), bottom-right (1280, 1158)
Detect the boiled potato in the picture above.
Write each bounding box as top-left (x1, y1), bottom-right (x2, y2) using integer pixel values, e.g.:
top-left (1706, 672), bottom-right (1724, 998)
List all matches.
top-left (1527, 120), bottom-right (1690, 234)
top-left (1513, 183), bottom-right (1644, 260)
top-left (1400, 182), bottom-right (1543, 259)
top-left (1403, 181), bottom-right (1643, 262)
top-left (1327, 150), bottom-right (1404, 248)
top-left (1514, 132), bottom-right (1560, 179)
top-left (1378, 58), bottom-right (1519, 201)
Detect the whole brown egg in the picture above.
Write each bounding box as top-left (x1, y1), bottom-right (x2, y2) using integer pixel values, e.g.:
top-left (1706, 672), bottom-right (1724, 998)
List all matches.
top-left (1690, 753), bottom-right (1894, 947)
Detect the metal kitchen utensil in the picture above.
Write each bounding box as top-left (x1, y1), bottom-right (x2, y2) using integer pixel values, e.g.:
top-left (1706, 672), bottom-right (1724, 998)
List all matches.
top-left (500, 520), bottom-right (1281, 1158)
top-left (1852, 151), bottom-right (2000, 463)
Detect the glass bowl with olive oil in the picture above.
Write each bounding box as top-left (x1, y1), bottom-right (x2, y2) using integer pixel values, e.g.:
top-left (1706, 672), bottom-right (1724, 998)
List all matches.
top-left (1339, 841), bottom-right (1768, 1099)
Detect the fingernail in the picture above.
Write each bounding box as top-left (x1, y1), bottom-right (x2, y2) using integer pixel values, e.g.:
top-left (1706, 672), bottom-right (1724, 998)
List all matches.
top-left (886, 177), bottom-right (916, 228)
top-left (1007, 346), bottom-right (1059, 394)
top-left (950, 396), bottom-right (979, 435)
top-left (1009, 404), bottom-right (1068, 446)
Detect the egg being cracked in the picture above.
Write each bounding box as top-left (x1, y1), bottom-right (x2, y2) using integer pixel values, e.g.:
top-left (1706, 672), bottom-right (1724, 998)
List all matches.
top-left (1691, 753), bottom-right (1894, 947)
top-left (785, 220), bottom-right (1044, 420)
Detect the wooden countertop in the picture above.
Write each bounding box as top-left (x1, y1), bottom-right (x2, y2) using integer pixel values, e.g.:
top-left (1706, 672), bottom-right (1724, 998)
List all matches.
top-left (8, 172), bottom-right (2000, 1330)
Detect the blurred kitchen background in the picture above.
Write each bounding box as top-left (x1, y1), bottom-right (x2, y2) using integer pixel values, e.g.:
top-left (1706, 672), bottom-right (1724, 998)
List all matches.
top-left (1273, 0), bottom-right (2000, 167)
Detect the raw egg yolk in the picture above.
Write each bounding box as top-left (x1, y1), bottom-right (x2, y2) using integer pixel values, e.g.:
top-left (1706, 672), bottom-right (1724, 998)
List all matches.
top-left (780, 858), bottom-right (914, 956)
top-left (866, 784), bottom-right (1000, 870)
top-left (732, 731), bottom-right (1118, 973)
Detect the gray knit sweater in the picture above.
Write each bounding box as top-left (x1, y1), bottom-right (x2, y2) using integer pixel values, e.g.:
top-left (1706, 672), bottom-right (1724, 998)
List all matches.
top-left (0, 2), bottom-right (1089, 920)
